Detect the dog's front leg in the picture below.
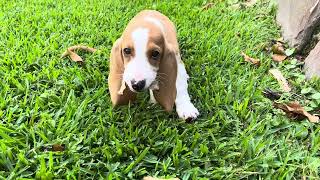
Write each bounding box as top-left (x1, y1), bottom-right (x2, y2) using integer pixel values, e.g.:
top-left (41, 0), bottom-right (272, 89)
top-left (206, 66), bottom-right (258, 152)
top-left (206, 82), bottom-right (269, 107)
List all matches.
top-left (175, 58), bottom-right (200, 121)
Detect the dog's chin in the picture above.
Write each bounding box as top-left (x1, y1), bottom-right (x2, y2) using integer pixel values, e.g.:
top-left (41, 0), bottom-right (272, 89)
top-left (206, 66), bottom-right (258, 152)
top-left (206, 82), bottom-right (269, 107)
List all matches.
top-left (126, 80), bottom-right (156, 93)
top-left (127, 85), bottom-right (149, 93)
top-left (131, 81), bottom-right (158, 92)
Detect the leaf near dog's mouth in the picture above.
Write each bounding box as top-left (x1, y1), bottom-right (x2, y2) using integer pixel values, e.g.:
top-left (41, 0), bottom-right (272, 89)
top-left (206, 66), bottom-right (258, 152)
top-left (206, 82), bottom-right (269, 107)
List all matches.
top-left (41, 144), bottom-right (66, 152)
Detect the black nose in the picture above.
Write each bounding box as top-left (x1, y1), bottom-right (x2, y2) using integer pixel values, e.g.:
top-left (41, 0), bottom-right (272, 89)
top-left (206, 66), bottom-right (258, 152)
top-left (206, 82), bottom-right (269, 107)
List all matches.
top-left (131, 80), bottom-right (146, 91)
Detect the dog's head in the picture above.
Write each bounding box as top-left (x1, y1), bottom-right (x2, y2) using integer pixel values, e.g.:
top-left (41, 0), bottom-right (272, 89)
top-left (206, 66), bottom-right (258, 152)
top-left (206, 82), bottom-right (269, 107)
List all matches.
top-left (108, 15), bottom-right (177, 111)
top-left (121, 24), bottom-right (164, 92)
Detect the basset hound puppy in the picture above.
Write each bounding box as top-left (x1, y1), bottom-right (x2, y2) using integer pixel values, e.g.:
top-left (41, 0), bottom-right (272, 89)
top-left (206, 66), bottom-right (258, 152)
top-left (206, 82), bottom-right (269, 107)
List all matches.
top-left (108, 10), bottom-right (199, 121)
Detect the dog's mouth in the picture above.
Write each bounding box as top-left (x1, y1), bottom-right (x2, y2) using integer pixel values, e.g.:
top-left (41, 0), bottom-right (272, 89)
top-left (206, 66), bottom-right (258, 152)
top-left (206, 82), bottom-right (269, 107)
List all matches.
top-left (127, 80), bottom-right (159, 93)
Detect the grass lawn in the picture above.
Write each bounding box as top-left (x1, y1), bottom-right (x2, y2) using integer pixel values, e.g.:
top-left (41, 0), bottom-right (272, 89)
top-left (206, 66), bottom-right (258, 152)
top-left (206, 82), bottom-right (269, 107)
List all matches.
top-left (1, 0), bottom-right (320, 179)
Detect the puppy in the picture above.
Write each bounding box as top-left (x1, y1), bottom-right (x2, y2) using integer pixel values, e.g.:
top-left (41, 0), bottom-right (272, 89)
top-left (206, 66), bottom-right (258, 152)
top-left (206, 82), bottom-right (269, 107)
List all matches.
top-left (108, 10), bottom-right (199, 120)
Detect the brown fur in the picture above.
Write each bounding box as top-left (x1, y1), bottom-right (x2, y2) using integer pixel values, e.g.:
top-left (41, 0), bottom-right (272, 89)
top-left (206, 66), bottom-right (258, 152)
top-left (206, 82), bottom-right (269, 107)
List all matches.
top-left (108, 10), bottom-right (179, 111)
top-left (153, 43), bottom-right (177, 112)
top-left (108, 38), bottom-right (136, 106)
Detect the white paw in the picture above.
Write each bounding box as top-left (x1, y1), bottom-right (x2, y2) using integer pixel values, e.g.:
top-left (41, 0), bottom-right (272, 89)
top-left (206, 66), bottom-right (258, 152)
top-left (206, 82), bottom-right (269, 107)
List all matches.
top-left (176, 102), bottom-right (200, 121)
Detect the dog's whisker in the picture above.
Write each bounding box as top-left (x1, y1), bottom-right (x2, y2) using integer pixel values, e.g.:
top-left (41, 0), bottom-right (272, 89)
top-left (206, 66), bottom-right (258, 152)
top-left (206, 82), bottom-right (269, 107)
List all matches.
top-left (156, 78), bottom-right (165, 83)
top-left (155, 76), bottom-right (163, 80)
top-left (157, 72), bottom-right (168, 77)
top-left (154, 78), bottom-right (165, 86)
top-left (156, 76), bottom-right (165, 81)
top-left (156, 74), bottom-right (166, 80)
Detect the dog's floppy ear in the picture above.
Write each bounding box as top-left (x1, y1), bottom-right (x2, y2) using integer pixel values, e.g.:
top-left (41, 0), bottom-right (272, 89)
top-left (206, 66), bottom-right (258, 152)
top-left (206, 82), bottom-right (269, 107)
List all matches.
top-left (153, 44), bottom-right (177, 112)
top-left (108, 38), bottom-right (136, 106)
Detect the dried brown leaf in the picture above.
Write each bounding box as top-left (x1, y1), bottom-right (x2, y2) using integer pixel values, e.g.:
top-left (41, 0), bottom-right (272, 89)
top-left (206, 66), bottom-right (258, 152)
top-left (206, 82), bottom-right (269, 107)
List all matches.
top-left (202, 2), bottom-right (214, 10)
top-left (52, 144), bottom-right (65, 152)
top-left (42, 144), bottom-right (65, 152)
top-left (61, 45), bottom-right (97, 58)
top-left (241, 52), bottom-right (260, 66)
top-left (269, 69), bottom-right (291, 92)
top-left (68, 49), bottom-right (83, 62)
top-left (61, 45), bottom-right (97, 63)
top-left (272, 54), bottom-right (287, 62)
top-left (274, 101), bottom-right (319, 123)
top-left (68, 45), bottom-right (97, 53)
top-left (271, 42), bottom-right (285, 55)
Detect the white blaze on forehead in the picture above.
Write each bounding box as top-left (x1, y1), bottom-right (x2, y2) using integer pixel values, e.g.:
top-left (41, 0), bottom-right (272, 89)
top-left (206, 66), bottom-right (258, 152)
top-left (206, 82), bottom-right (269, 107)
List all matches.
top-left (132, 27), bottom-right (149, 59)
top-left (145, 17), bottom-right (165, 33)
top-left (131, 27), bottom-right (158, 71)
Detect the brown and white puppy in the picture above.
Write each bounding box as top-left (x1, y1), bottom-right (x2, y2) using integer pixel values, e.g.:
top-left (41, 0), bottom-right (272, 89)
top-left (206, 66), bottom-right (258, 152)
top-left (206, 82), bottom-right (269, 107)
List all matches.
top-left (108, 10), bottom-right (199, 120)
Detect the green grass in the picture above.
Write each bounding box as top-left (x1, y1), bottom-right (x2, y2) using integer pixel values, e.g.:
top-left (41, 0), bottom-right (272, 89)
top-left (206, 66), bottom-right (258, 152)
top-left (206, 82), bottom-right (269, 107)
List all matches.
top-left (1, 0), bottom-right (320, 179)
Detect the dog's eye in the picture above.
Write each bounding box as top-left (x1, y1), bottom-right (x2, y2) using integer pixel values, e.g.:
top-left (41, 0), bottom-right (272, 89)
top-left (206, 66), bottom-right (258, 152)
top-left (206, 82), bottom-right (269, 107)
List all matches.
top-left (123, 48), bottom-right (131, 55)
top-left (151, 50), bottom-right (160, 60)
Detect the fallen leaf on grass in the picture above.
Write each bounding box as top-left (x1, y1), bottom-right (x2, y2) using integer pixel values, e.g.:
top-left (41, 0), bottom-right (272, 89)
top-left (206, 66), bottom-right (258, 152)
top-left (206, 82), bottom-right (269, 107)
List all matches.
top-left (269, 69), bottom-right (291, 92)
top-left (270, 41), bottom-right (295, 62)
top-left (271, 42), bottom-right (285, 55)
top-left (52, 144), bottom-right (65, 151)
top-left (274, 101), bottom-right (319, 123)
top-left (68, 49), bottom-right (83, 62)
top-left (202, 2), bottom-right (214, 10)
top-left (61, 45), bottom-right (97, 57)
top-left (42, 144), bottom-right (65, 152)
top-left (263, 89), bottom-right (319, 123)
top-left (241, 52), bottom-right (260, 66)
top-left (272, 54), bottom-right (287, 62)
top-left (143, 177), bottom-right (179, 180)
top-left (61, 45), bottom-right (97, 62)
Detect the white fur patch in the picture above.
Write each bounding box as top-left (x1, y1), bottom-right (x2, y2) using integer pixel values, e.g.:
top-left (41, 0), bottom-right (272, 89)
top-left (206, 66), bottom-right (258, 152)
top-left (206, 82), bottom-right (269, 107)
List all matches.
top-left (122, 27), bottom-right (157, 91)
top-left (132, 28), bottom-right (149, 61)
top-left (149, 89), bottom-right (157, 104)
top-left (175, 55), bottom-right (199, 120)
top-left (145, 17), bottom-right (165, 33)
